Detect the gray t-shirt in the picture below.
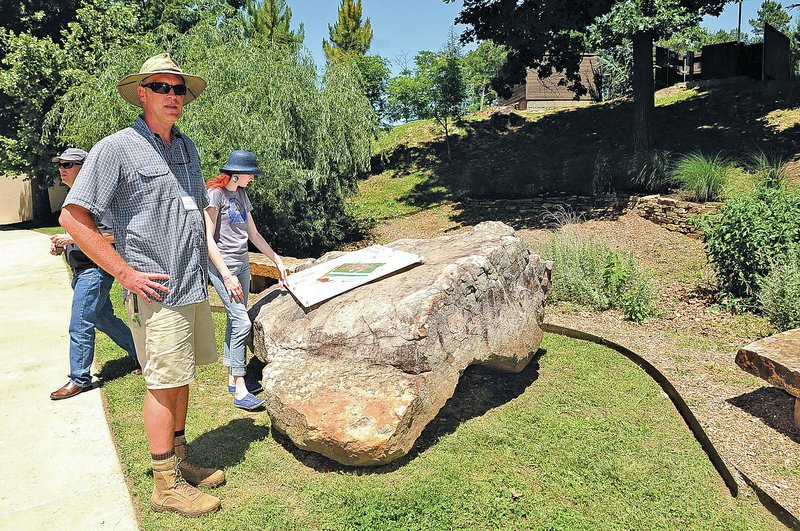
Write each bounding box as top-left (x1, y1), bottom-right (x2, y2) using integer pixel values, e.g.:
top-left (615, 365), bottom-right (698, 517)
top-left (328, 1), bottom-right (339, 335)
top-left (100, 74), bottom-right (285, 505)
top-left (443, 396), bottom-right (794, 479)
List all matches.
top-left (208, 186), bottom-right (252, 266)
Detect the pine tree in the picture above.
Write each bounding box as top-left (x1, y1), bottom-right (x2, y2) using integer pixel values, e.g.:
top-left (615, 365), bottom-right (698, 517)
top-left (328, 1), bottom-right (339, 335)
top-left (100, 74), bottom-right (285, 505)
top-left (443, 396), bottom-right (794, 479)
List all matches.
top-left (242, 0), bottom-right (303, 46)
top-left (323, 0), bottom-right (373, 64)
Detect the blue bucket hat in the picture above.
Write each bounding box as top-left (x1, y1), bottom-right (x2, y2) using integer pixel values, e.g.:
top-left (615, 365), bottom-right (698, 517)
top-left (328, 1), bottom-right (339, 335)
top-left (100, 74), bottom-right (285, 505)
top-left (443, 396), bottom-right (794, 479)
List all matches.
top-left (220, 150), bottom-right (262, 175)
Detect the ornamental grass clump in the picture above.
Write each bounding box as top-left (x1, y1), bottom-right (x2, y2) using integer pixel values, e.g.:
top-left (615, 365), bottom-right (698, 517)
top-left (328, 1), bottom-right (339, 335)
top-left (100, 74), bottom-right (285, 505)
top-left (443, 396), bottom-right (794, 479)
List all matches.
top-left (673, 152), bottom-right (729, 202)
top-left (625, 149), bottom-right (674, 193)
top-left (545, 231), bottom-right (657, 322)
top-left (747, 150), bottom-right (788, 189)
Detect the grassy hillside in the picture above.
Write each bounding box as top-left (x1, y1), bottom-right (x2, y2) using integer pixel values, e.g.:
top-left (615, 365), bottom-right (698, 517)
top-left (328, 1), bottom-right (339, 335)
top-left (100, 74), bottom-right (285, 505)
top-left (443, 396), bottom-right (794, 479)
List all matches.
top-left (354, 80), bottom-right (800, 220)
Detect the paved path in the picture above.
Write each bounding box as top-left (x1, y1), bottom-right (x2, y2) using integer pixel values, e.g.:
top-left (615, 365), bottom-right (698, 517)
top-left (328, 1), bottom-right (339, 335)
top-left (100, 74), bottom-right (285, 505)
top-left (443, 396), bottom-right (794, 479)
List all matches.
top-left (0, 228), bottom-right (139, 530)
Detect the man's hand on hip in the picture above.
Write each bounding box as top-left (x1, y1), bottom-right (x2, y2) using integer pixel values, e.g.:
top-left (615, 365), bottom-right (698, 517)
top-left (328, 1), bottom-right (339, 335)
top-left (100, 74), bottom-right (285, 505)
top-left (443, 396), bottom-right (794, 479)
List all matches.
top-left (119, 268), bottom-right (171, 303)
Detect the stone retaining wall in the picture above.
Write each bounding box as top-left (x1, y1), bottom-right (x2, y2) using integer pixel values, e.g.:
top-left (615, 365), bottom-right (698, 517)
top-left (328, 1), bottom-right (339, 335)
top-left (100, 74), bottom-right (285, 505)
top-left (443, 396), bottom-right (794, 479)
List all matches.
top-left (632, 194), bottom-right (720, 236)
top-left (463, 195), bottom-right (639, 227)
top-left (463, 194), bottom-right (719, 236)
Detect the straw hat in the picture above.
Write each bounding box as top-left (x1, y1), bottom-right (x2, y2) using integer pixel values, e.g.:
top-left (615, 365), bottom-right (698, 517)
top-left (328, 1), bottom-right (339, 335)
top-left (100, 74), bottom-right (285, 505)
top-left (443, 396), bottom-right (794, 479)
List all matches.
top-left (117, 53), bottom-right (206, 107)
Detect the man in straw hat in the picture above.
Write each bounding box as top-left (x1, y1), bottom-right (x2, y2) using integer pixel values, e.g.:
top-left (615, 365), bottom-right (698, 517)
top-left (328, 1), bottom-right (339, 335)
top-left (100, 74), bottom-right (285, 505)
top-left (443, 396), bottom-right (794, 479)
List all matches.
top-left (60, 53), bottom-right (243, 517)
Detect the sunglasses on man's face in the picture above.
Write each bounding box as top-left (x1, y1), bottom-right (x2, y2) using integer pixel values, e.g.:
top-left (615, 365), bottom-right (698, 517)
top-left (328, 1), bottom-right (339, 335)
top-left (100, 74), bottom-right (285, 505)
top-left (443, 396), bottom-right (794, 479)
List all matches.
top-left (58, 162), bottom-right (81, 169)
top-left (141, 81), bottom-right (188, 96)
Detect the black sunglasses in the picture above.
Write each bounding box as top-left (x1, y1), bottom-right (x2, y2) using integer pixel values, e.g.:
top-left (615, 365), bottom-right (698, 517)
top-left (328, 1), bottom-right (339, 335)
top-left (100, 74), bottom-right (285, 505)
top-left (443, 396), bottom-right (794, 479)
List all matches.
top-left (58, 162), bottom-right (82, 169)
top-left (141, 81), bottom-right (188, 96)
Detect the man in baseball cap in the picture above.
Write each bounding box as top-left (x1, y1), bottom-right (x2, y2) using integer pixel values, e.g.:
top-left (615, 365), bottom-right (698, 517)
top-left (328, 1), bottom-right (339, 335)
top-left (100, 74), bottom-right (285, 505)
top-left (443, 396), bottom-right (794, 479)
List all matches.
top-left (59, 53), bottom-right (237, 517)
top-left (49, 147), bottom-right (140, 401)
top-left (51, 147), bottom-right (89, 164)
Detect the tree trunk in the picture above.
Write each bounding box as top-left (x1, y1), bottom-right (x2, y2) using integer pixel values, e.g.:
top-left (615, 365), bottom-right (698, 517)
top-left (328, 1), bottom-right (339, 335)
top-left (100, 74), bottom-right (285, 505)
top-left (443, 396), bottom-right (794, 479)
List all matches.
top-left (442, 118), bottom-right (452, 162)
top-left (30, 174), bottom-right (52, 225)
top-left (632, 30), bottom-right (655, 153)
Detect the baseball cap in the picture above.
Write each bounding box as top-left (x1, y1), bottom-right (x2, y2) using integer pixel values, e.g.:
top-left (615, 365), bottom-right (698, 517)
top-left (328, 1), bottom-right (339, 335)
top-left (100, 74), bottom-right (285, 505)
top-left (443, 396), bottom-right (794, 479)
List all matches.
top-left (52, 147), bottom-right (88, 163)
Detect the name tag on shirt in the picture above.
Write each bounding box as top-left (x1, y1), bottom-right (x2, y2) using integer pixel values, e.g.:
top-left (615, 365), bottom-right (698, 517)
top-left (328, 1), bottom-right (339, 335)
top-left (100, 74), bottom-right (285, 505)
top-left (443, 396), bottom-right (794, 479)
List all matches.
top-left (181, 195), bottom-right (199, 210)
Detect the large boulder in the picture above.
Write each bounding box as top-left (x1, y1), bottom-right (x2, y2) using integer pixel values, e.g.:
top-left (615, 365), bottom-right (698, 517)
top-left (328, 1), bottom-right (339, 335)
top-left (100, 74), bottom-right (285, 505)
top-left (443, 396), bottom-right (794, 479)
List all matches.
top-left (249, 222), bottom-right (552, 466)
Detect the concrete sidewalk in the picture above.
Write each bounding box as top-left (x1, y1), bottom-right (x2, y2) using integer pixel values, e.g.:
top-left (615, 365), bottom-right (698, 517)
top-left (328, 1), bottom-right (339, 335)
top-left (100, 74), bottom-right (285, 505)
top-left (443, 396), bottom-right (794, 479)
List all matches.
top-left (0, 229), bottom-right (139, 530)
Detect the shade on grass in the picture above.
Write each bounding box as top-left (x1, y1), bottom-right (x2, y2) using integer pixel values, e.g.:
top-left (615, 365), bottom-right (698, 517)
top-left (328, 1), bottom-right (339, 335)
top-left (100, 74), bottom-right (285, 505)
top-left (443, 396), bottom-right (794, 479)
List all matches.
top-left (94, 283), bottom-right (775, 530)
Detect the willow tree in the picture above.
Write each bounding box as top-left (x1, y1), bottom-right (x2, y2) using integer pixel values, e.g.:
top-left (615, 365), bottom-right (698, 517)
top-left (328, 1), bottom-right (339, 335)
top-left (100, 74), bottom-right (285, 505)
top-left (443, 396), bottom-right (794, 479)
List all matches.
top-left (46, 8), bottom-right (377, 255)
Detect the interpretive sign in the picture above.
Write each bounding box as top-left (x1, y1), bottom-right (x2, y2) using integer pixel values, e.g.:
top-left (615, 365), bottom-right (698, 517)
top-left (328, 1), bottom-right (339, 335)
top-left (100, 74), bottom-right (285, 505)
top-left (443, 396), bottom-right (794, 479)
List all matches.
top-left (285, 245), bottom-right (423, 309)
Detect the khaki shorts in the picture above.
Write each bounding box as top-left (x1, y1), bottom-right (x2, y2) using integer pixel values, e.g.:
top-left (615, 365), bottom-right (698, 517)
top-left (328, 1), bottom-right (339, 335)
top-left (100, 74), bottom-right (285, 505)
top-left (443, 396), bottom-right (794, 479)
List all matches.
top-left (125, 296), bottom-right (217, 389)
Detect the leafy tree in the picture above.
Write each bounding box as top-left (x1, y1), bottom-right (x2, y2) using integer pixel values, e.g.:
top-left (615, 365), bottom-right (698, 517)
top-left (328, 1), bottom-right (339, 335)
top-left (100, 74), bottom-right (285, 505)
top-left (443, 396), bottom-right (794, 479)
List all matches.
top-left (0, 0), bottom-right (80, 220)
top-left (749, 0), bottom-right (791, 40)
top-left (429, 30), bottom-right (467, 161)
top-left (452, 0), bottom-right (728, 153)
top-left (658, 26), bottom-right (746, 53)
top-left (0, 0), bottom-right (140, 222)
top-left (351, 54), bottom-right (390, 118)
top-left (0, 0), bottom-right (81, 41)
top-left (0, 32), bottom-right (64, 220)
top-left (323, 0), bottom-right (373, 64)
top-left (463, 40), bottom-right (506, 111)
top-left (48, 12), bottom-right (377, 255)
top-left (242, 0), bottom-right (304, 46)
top-left (131, 0), bottom-right (247, 33)
top-left (386, 33), bottom-right (466, 159)
top-left (385, 70), bottom-right (424, 123)
top-left (790, 17), bottom-right (800, 76)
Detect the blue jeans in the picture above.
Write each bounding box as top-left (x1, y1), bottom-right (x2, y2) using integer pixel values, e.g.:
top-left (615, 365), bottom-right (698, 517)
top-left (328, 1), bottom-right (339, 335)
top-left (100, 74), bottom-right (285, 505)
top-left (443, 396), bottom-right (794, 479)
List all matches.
top-left (209, 262), bottom-right (251, 377)
top-left (69, 267), bottom-right (137, 387)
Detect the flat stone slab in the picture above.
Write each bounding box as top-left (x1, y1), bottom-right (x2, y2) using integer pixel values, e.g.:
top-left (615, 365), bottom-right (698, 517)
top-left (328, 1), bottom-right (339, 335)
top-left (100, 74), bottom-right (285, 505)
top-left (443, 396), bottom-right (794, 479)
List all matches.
top-left (736, 328), bottom-right (800, 397)
top-left (249, 222), bottom-right (552, 466)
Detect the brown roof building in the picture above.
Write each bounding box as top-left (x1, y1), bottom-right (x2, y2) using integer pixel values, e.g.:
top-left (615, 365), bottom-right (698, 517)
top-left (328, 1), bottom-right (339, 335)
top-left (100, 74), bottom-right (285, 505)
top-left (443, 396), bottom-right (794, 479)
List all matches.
top-left (499, 54), bottom-right (601, 111)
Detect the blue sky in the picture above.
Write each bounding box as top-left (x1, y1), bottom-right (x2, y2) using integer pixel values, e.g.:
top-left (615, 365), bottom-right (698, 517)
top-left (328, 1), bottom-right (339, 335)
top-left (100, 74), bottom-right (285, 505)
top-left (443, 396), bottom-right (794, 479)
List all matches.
top-left (288, 1), bottom-right (799, 75)
top-left (702, 0), bottom-right (798, 33)
top-left (289, 1), bottom-right (468, 75)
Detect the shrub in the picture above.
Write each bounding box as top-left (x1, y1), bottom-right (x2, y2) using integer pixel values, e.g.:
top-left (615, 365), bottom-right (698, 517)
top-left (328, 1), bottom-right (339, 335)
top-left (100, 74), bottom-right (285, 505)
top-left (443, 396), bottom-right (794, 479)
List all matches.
top-left (545, 231), bottom-right (657, 322)
top-left (759, 247), bottom-right (800, 331)
top-left (620, 272), bottom-right (657, 323)
top-left (672, 152), bottom-right (729, 202)
top-left (697, 185), bottom-right (800, 300)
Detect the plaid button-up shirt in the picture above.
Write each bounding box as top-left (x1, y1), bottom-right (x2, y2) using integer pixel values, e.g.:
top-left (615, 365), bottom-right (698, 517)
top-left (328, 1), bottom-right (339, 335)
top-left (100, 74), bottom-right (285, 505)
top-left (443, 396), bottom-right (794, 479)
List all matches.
top-left (64, 115), bottom-right (210, 307)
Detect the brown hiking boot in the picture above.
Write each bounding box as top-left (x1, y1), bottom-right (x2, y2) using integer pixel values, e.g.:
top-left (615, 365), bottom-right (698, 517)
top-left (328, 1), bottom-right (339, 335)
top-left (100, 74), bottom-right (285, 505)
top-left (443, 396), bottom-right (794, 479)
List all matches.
top-left (151, 455), bottom-right (221, 517)
top-left (174, 435), bottom-right (226, 488)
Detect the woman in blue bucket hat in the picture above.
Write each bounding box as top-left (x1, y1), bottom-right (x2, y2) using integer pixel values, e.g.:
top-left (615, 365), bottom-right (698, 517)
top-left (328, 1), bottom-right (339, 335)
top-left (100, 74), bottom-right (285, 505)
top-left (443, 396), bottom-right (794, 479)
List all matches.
top-left (205, 150), bottom-right (287, 410)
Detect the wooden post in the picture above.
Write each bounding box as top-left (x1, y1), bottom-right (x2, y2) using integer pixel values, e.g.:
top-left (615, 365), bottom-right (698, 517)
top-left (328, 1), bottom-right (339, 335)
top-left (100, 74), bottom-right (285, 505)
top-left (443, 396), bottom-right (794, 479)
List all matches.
top-left (794, 398), bottom-right (800, 429)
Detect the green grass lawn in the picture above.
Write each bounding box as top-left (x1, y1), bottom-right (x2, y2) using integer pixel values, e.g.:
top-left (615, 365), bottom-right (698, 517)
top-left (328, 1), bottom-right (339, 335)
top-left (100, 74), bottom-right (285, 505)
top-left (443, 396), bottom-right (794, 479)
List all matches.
top-left (350, 170), bottom-right (450, 221)
top-left (94, 283), bottom-right (777, 530)
top-left (31, 225), bottom-right (63, 236)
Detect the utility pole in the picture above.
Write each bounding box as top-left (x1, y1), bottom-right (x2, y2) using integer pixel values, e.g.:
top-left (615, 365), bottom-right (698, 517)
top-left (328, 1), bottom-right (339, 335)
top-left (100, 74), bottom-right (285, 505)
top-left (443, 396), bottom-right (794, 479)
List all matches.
top-left (736, 0), bottom-right (742, 43)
